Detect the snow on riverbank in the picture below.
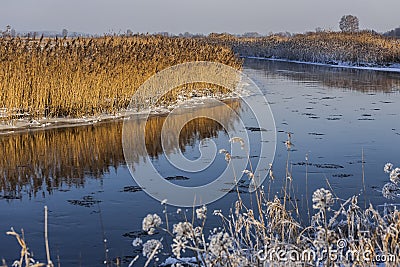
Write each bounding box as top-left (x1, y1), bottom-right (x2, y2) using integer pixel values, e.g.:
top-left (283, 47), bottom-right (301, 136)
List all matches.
top-left (0, 114), bottom-right (123, 135)
top-left (245, 56), bottom-right (400, 73)
top-left (0, 94), bottom-right (242, 135)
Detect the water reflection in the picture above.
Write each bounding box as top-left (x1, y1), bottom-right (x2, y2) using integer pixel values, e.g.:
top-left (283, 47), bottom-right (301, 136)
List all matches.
top-left (0, 99), bottom-right (240, 197)
top-left (144, 99), bottom-right (240, 158)
top-left (245, 58), bottom-right (400, 92)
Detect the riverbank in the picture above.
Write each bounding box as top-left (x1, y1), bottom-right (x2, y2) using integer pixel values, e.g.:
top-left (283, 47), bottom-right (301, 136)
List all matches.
top-left (210, 31), bottom-right (400, 69)
top-left (245, 56), bottom-right (400, 73)
top-left (0, 95), bottom-right (239, 135)
top-left (1, 32), bottom-right (399, 132)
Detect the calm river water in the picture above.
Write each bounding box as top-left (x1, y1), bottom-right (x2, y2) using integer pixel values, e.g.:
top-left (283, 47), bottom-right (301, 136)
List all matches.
top-left (0, 59), bottom-right (399, 266)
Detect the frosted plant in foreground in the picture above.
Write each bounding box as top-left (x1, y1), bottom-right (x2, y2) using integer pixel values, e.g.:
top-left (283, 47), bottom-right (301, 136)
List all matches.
top-left (130, 147), bottom-right (400, 266)
top-left (229, 136), bottom-right (245, 149)
top-left (196, 205), bottom-right (207, 220)
top-left (242, 169), bottom-right (254, 179)
top-left (142, 214), bottom-right (162, 235)
top-left (382, 163), bottom-right (400, 199)
top-left (219, 149), bottom-right (231, 162)
top-left (268, 163), bottom-right (275, 180)
top-left (208, 232), bottom-right (233, 257)
top-left (389, 167), bottom-right (400, 185)
top-left (382, 183), bottom-right (399, 200)
top-left (312, 188), bottom-right (334, 210)
top-left (142, 239), bottom-right (163, 258)
top-left (384, 163), bottom-right (393, 173)
top-left (285, 132), bottom-right (293, 150)
top-left (213, 209), bottom-right (223, 217)
top-left (171, 237), bottom-right (188, 258)
top-left (312, 228), bottom-right (329, 250)
top-left (173, 222), bottom-right (195, 240)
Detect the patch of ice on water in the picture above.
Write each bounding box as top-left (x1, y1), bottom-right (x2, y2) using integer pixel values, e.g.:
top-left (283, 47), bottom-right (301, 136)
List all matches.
top-left (161, 256), bottom-right (198, 266)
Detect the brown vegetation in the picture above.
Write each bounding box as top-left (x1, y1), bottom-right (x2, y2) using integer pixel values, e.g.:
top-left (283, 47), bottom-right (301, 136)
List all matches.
top-left (0, 35), bottom-right (241, 119)
top-left (209, 31), bottom-right (400, 66)
top-left (1, 32), bottom-right (397, 121)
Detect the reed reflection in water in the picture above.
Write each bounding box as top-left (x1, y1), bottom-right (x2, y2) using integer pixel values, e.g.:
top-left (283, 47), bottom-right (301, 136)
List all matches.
top-left (0, 99), bottom-right (240, 198)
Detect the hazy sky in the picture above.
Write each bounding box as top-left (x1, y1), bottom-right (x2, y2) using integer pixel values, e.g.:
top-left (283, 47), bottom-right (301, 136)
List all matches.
top-left (1, 0), bottom-right (399, 34)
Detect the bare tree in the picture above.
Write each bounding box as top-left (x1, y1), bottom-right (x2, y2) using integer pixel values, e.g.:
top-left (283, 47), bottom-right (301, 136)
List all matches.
top-left (242, 32), bottom-right (261, 38)
top-left (339, 15), bottom-right (359, 32)
top-left (2, 25), bottom-right (12, 37)
top-left (62, 28), bottom-right (68, 38)
top-left (126, 29), bottom-right (133, 36)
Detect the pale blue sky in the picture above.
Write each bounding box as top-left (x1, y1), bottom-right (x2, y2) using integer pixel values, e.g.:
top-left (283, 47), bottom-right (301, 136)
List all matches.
top-left (1, 0), bottom-right (399, 34)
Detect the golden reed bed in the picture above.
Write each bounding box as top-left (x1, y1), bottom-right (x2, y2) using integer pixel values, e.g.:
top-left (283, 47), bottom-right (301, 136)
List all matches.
top-left (0, 35), bottom-right (241, 119)
top-left (209, 31), bottom-right (400, 65)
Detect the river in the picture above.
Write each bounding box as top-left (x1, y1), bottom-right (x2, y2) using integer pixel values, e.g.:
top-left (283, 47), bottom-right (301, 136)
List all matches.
top-left (0, 58), bottom-right (399, 266)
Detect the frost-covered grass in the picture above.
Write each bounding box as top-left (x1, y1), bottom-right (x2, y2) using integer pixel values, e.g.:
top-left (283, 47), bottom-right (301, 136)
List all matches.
top-left (2, 141), bottom-right (400, 266)
top-left (134, 136), bottom-right (400, 266)
top-left (2, 207), bottom-right (53, 267)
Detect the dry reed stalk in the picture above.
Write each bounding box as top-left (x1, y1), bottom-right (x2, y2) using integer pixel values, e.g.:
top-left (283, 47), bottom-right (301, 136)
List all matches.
top-left (44, 206), bottom-right (53, 267)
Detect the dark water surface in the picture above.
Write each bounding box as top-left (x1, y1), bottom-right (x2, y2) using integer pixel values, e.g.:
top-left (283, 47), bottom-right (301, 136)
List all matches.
top-left (1, 59), bottom-right (399, 266)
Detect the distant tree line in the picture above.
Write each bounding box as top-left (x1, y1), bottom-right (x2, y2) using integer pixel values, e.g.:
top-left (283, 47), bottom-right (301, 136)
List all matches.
top-left (1, 25), bottom-right (16, 37)
top-left (384, 27), bottom-right (400, 38)
top-left (2, 18), bottom-right (399, 40)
